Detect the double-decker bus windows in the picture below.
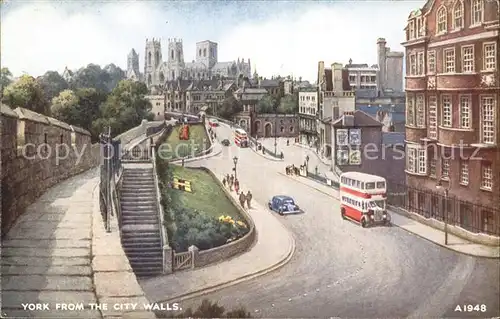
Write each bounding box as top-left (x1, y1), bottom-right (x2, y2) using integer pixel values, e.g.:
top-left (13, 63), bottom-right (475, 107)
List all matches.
top-left (376, 181), bottom-right (386, 189)
top-left (366, 182), bottom-right (375, 189)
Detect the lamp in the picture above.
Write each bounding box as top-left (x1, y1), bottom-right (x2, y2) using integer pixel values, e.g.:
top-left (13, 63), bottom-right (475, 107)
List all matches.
top-left (233, 156), bottom-right (238, 180)
top-left (436, 180), bottom-right (449, 244)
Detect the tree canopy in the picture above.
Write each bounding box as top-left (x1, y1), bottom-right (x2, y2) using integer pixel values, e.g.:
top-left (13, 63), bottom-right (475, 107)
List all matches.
top-left (218, 95), bottom-right (243, 120)
top-left (278, 94), bottom-right (298, 114)
top-left (37, 71), bottom-right (69, 102)
top-left (0, 67), bottom-right (13, 94)
top-left (2, 75), bottom-right (49, 114)
top-left (69, 63), bottom-right (124, 93)
top-left (256, 95), bottom-right (277, 113)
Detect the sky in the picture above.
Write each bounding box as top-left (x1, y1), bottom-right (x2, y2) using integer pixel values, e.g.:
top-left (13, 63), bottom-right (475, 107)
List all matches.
top-left (1, 0), bottom-right (425, 82)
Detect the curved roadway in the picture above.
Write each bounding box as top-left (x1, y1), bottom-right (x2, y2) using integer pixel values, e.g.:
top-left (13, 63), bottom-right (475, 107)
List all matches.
top-left (179, 123), bottom-right (499, 318)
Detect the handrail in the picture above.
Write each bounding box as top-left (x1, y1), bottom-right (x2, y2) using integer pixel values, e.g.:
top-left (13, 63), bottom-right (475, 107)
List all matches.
top-left (151, 140), bottom-right (169, 271)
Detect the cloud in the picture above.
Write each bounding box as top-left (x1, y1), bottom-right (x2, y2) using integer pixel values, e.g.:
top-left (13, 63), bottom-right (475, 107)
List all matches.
top-left (220, 2), bottom-right (421, 81)
top-left (1, 2), bottom-right (166, 76)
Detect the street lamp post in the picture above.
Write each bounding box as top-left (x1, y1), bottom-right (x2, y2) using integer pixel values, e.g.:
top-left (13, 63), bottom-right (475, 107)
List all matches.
top-left (436, 181), bottom-right (449, 245)
top-left (274, 105), bottom-right (278, 155)
top-left (233, 156), bottom-right (238, 180)
top-left (305, 155), bottom-right (309, 171)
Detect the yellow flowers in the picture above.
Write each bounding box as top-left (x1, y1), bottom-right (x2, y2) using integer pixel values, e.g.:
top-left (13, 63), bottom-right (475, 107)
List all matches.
top-left (218, 215), bottom-right (246, 228)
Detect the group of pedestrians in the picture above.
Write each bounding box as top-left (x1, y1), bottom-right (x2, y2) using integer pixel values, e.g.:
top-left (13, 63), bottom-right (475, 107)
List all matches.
top-left (222, 173), bottom-right (252, 209)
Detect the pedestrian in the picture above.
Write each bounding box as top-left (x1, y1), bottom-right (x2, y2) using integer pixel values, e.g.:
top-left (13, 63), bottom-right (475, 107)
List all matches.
top-left (287, 139), bottom-right (289, 146)
top-left (222, 177), bottom-right (227, 187)
top-left (229, 174), bottom-right (234, 185)
top-left (246, 190), bottom-right (252, 209)
top-left (226, 173), bottom-right (230, 182)
top-left (280, 151), bottom-right (284, 159)
top-left (239, 191), bottom-right (246, 208)
top-left (234, 179), bottom-right (240, 194)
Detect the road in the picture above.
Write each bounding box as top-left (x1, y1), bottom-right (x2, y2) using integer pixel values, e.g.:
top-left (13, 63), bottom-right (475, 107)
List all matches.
top-left (175, 123), bottom-right (500, 318)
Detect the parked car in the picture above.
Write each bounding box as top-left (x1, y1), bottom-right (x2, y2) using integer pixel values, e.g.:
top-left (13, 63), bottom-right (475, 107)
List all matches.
top-left (221, 139), bottom-right (230, 146)
top-left (268, 195), bottom-right (301, 215)
top-left (208, 118), bottom-right (219, 127)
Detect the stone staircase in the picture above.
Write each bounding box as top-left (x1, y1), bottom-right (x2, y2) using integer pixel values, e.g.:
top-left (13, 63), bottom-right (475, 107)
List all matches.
top-left (120, 167), bottom-right (163, 278)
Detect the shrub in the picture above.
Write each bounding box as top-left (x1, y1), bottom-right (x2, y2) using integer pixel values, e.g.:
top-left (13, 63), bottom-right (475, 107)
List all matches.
top-left (166, 299), bottom-right (251, 318)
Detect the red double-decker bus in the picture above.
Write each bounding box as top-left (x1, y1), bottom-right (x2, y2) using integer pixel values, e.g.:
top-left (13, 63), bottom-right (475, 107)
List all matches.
top-left (339, 171), bottom-right (390, 227)
top-left (234, 128), bottom-right (248, 147)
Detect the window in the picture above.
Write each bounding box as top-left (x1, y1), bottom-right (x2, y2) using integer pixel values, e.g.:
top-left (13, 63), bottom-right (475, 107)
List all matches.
top-left (409, 54), bottom-right (416, 75)
top-left (406, 145), bottom-right (427, 174)
top-left (453, 1), bottom-right (463, 29)
top-left (437, 7), bottom-right (447, 33)
top-left (417, 18), bottom-right (423, 37)
top-left (441, 95), bottom-right (452, 127)
top-left (406, 94), bottom-right (415, 126)
top-left (481, 163), bottom-right (492, 190)
top-left (471, 0), bottom-right (483, 26)
top-left (417, 52), bottom-right (425, 75)
top-left (481, 96), bottom-right (495, 144)
top-left (428, 96), bottom-right (438, 139)
top-left (483, 43), bottom-right (496, 71)
top-left (460, 161), bottom-right (469, 185)
top-left (441, 158), bottom-right (450, 180)
top-left (459, 95), bottom-right (471, 128)
top-left (462, 45), bottom-right (474, 73)
top-left (409, 20), bottom-right (415, 40)
top-left (430, 158), bottom-right (437, 177)
top-left (427, 51), bottom-right (436, 73)
top-left (280, 126), bottom-right (284, 132)
top-left (416, 94), bottom-right (425, 127)
top-left (444, 48), bottom-right (455, 73)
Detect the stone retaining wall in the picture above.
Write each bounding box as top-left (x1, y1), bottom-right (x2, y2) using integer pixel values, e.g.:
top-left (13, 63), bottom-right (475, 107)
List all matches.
top-left (189, 167), bottom-right (256, 268)
top-left (1, 105), bottom-right (101, 235)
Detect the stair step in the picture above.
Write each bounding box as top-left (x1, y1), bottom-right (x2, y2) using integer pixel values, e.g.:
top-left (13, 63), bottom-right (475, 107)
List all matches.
top-left (121, 195), bottom-right (156, 200)
top-left (122, 232), bottom-right (160, 238)
top-left (125, 247), bottom-right (162, 253)
top-left (122, 221), bottom-right (158, 226)
top-left (129, 256), bottom-right (163, 263)
top-left (121, 203), bottom-right (156, 209)
top-left (120, 188), bottom-right (156, 193)
top-left (133, 267), bottom-right (163, 273)
top-left (122, 242), bottom-right (162, 248)
top-left (122, 238), bottom-right (160, 244)
top-left (121, 216), bottom-right (158, 220)
top-left (121, 198), bottom-right (156, 204)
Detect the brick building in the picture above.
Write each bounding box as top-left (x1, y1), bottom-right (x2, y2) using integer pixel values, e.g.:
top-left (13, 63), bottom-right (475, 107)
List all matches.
top-left (403, 0), bottom-right (499, 234)
top-left (298, 89), bottom-right (318, 146)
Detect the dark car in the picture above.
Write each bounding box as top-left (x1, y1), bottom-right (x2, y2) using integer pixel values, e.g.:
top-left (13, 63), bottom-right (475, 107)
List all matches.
top-left (221, 139), bottom-right (230, 146)
top-left (268, 195), bottom-right (301, 215)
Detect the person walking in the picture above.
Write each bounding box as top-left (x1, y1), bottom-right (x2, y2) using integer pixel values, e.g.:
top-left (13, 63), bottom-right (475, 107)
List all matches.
top-left (222, 177), bottom-right (227, 187)
top-left (246, 190), bottom-right (252, 209)
top-left (239, 191), bottom-right (246, 208)
top-left (234, 179), bottom-right (240, 194)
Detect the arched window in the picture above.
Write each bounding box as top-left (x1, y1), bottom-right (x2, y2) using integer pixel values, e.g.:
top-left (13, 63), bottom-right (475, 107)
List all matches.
top-left (147, 74), bottom-right (152, 85)
top-left (171, 50), bottom-right (174, 60)
top-left (436, 6), bottom-right (447, 33)
top-left (453, 1), bottom-right (463, 29)
top-left (280, 126), bottom-right (284, 133)
top-left (172, 71), bottom-right (175, 79)
top-left (290, 126), bottom-right (294, 132)
top-left (148, 52), bottom-right (152, 65)
top-left (155, 51), bottom-right (160, 64)
top-left (159, 72), bottom-right (165, 83)
top-left (471, 0), bottom-right (483, 26)
top-left (203, 48), bottom-right (206, 57)
top-left (199, 49), bottom-right (202, 56)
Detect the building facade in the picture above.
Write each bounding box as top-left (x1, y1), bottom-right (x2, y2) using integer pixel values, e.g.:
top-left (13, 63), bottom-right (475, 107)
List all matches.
top-left (127, 38), bottom-right (251, 89)
top-left (298, 89), bottom-right (318, 146)
top-left (253, 114), bottom-right (299, 138)
top-left (403, 0), bottom-right (499, 234)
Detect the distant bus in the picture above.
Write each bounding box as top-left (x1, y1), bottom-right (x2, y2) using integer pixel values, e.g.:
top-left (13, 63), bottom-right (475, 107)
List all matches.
top-left (234, 128), bottom-right (248, 147)
top-left (208, 118), bottom-right (219, 127)
top-left (339, 171), bottom-right (390, 227)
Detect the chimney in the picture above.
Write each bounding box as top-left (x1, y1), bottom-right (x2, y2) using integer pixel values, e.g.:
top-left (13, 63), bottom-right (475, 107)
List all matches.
top-left (318, 61), bottom-right (325, 87)
top-left (331, 63), bottom-right (343, 92)
top-left (342, 111), bottom-right (355, 127)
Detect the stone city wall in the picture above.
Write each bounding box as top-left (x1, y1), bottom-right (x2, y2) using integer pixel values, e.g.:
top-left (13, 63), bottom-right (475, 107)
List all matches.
top-left (189, 167), bottom-right (256, 268)
top-left (1, 105), bottom-right (101, 235)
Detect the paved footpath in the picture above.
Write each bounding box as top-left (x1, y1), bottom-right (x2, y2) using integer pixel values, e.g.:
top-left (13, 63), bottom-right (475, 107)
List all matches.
top-left (280, 172), bottom-right (500, 258)
top-left (1, 168), bottom-right (156, 318)
top-left (139, 176), bottom-right (295, 305)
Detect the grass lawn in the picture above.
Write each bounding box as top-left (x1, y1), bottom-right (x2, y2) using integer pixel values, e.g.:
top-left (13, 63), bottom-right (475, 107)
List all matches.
top-left (158, 124), bottom-right (209, 161)
top-left (167, 165), bottom-right (242, 220)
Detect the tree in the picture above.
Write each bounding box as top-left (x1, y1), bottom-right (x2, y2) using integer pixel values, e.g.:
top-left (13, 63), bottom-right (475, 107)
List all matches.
top-left (95, 80), bottom-right (152, 136)
top-left (37, 71), bottom-right (69, 102)
top-left (103, 64), bottom-right (126, 91)
top-left (69, 64), bottom-right (111, 92)
top-left (218, 95), bottom-right (242, 120)
top-left (278, 94), bottom-right (298, 114)
top-left (2, 75), bottom-right (49, 114)
top-left (256, 95), bottom-right (276, 113)
top-left (0, 67), bottom-right (13, 95)
top-left (51, 89), bottom-right (80, 123)
top-left (163, 299), bottom-right (250, 318)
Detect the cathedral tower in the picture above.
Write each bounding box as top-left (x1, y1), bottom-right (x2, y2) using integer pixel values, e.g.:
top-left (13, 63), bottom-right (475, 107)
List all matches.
top-left (144, 38), bottom-right (162, 86)
top-left (167, 38), bottom-right (185, 80)
top-left (127, 49), bottom-right (140, 80)
top-left (196, 40), bottom-right (218, 69)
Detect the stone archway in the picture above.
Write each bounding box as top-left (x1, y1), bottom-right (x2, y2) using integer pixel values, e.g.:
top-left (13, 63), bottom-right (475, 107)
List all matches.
top-left (254, 120), bottom-right (261, 135)
top-left (264, 123), bottom-right (272, 137)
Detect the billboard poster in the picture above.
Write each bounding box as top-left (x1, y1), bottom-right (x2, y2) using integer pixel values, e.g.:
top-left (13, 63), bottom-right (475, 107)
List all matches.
top-left (349, 148), bottom-right (361, 165)
top-left (349, 129), bottom-right (361, 145)
top-left (336, 129), bottom-right (348, 146)
top-left (336, 149), bottom-right (349, 165)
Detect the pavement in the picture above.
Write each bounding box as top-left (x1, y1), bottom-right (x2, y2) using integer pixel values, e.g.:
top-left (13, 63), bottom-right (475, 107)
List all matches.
top-left (1, 160), bottom-right (156, 318)
top-left (280, 172), bottom-right (500, 258)
top-left (138, 175), bottom-right (295, 307)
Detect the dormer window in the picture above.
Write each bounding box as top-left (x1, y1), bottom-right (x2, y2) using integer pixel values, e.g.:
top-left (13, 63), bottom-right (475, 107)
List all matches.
top-left (437, 6), bottom-right (447, 34)
top-left (453, 1), bottom-right (463, 29)
top-left (409, 20), bottom-right (415, 40)
top-left (416, 18), bottom-right (423, 37)
top-left (471, 0), bottom-right (483, 26)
